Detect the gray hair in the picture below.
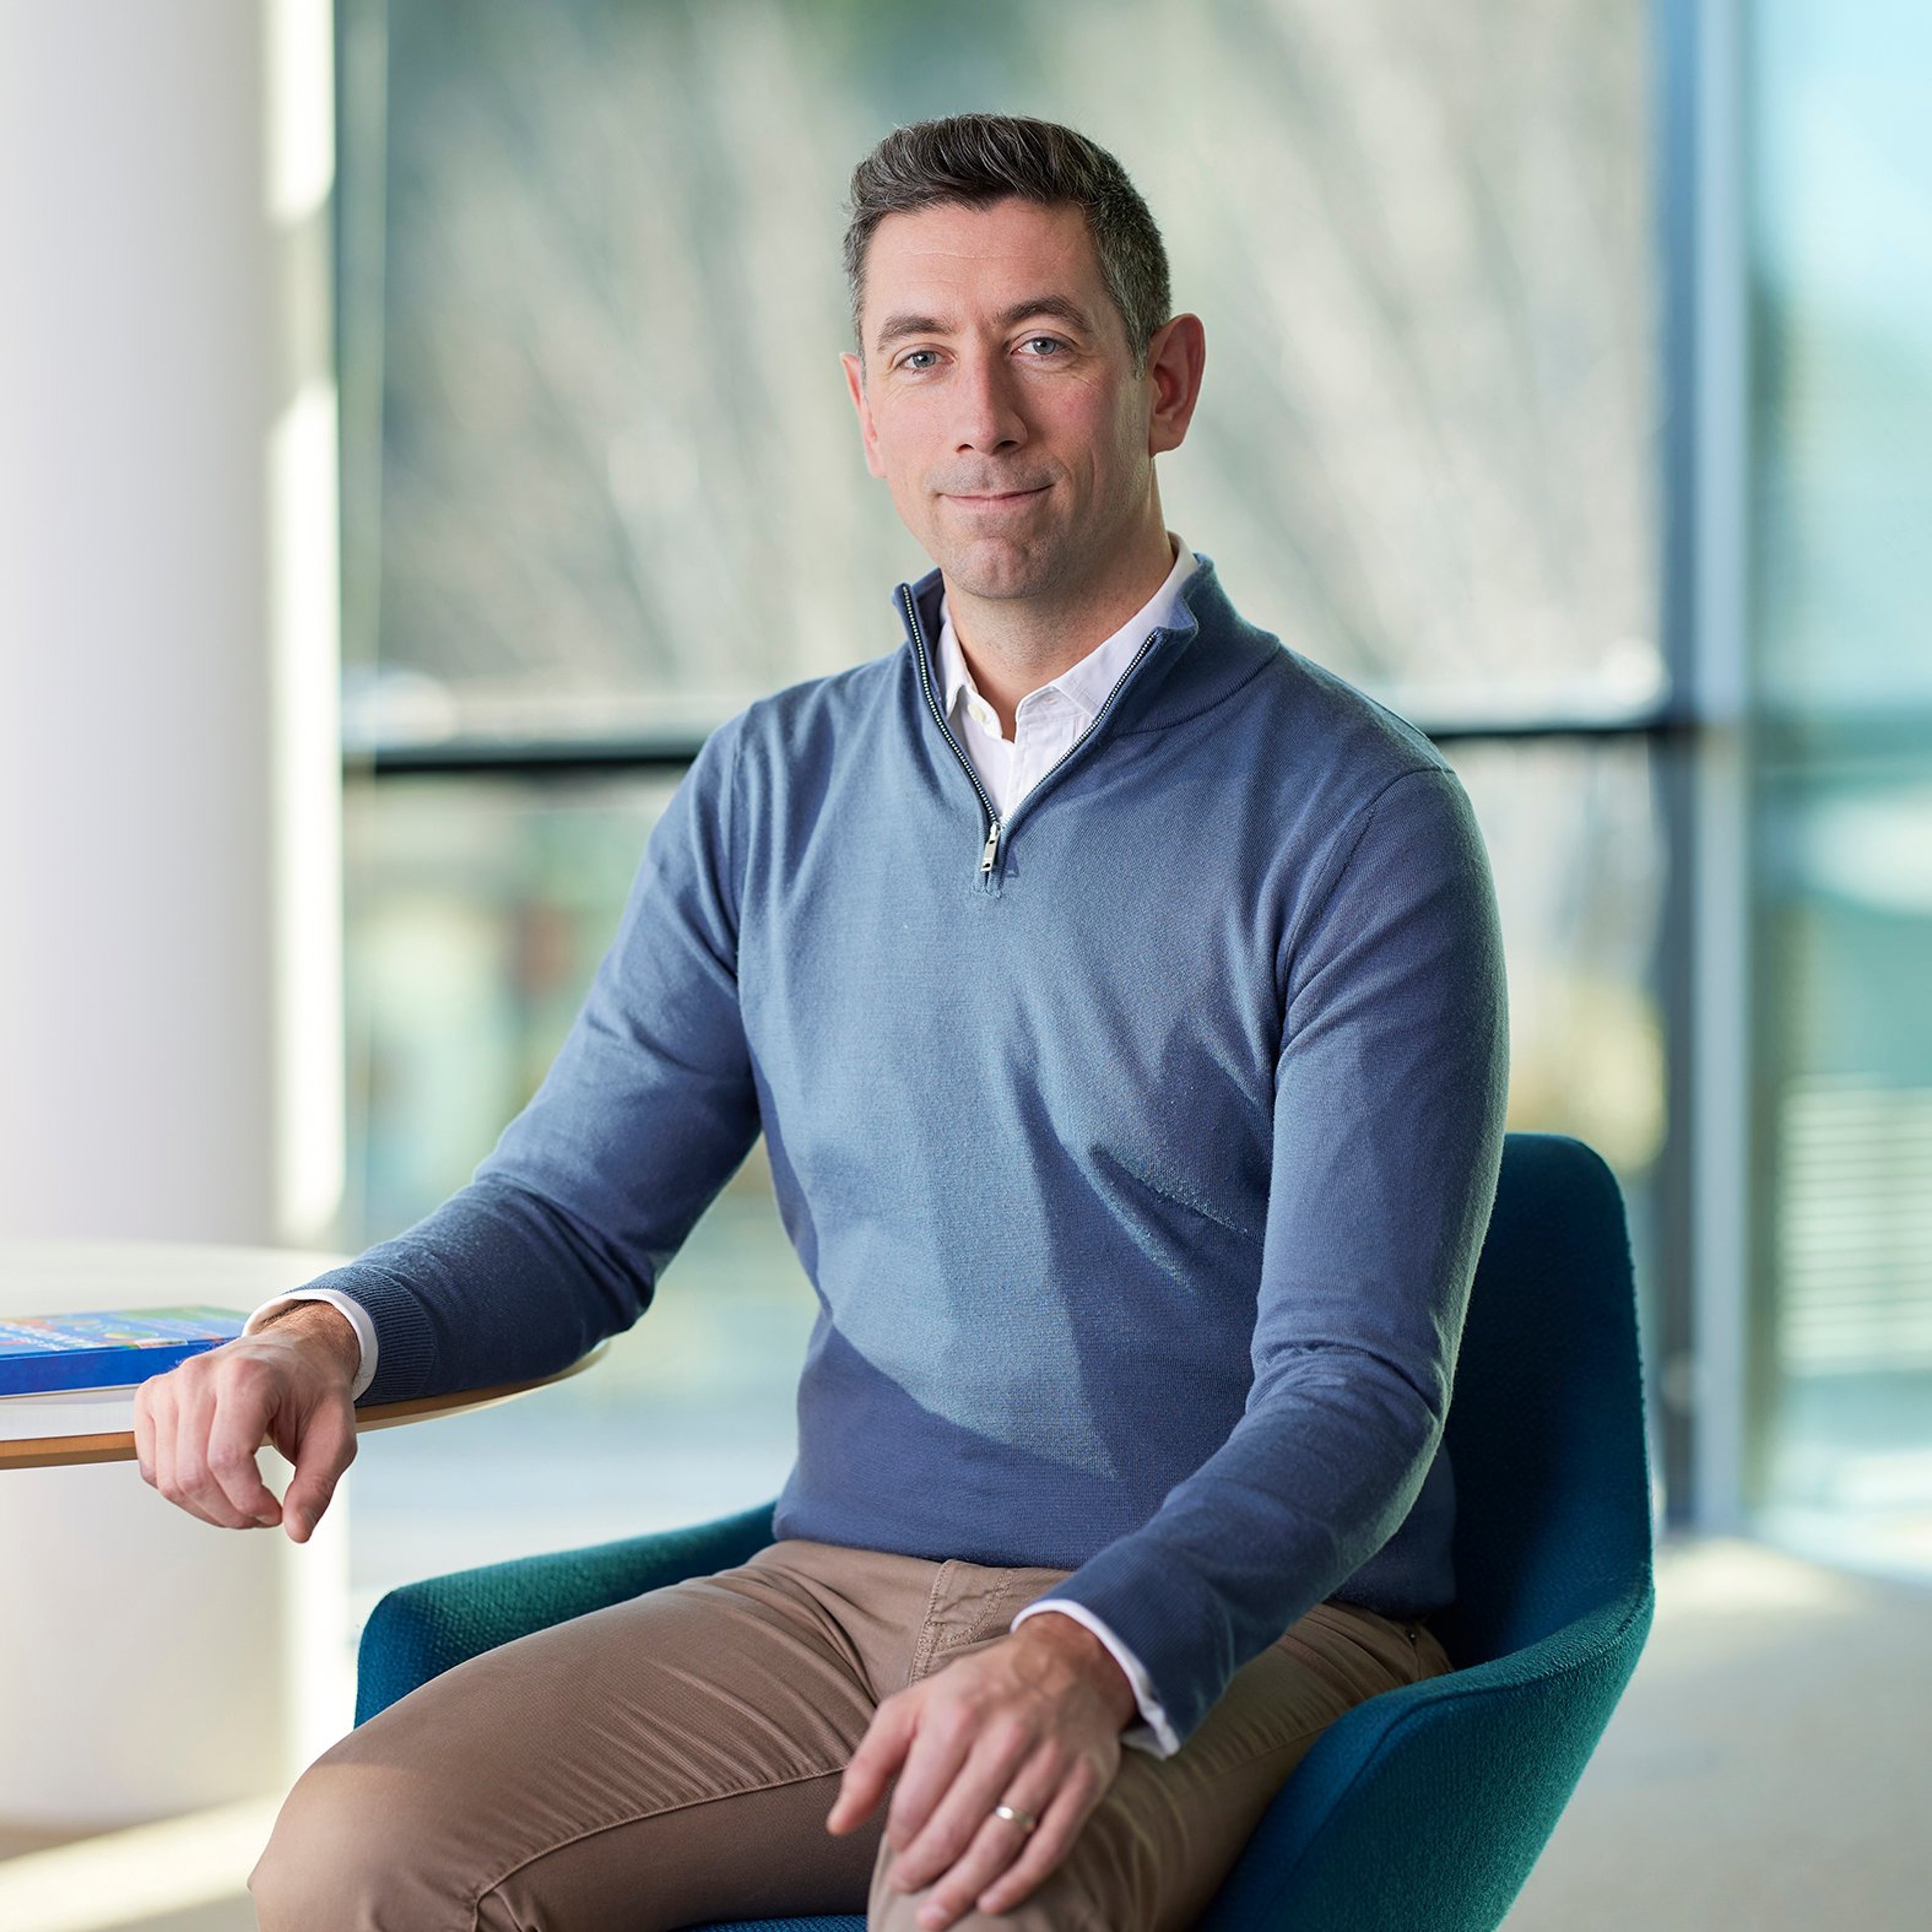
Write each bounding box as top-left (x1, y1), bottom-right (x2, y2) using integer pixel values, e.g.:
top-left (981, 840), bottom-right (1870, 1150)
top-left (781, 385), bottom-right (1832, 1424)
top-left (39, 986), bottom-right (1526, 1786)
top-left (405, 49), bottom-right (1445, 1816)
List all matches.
top-left (842, 113), bottom-right (1172, 377)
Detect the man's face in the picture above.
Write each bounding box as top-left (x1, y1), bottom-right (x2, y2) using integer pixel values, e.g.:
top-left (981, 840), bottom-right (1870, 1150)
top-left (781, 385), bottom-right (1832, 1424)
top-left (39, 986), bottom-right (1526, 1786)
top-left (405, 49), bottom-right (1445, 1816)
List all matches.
top-left (841, 197), bottom-right (1166, 604)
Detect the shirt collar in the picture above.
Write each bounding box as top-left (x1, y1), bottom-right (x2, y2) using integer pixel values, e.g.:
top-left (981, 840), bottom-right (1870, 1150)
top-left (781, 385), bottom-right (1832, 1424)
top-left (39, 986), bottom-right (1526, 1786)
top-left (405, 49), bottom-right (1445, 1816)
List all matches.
top-left (938, 534), bottom-right (1199, 730)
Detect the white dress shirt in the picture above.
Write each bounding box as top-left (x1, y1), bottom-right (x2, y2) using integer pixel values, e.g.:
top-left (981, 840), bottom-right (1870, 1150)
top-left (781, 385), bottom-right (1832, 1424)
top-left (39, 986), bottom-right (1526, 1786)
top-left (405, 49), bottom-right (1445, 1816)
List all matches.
top-left (242, 530), bottom-right (1200, 1757)
top-left (936, 532), bottom-right (1198, 824)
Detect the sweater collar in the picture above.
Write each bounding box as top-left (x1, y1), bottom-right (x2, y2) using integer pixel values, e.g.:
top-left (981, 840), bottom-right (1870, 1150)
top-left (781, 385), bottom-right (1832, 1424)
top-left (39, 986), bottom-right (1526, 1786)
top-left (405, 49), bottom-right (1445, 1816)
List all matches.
top-left (895, 548), bottom-right (1281, 738)
top-left (936, 534), bottom-right (1198, 732)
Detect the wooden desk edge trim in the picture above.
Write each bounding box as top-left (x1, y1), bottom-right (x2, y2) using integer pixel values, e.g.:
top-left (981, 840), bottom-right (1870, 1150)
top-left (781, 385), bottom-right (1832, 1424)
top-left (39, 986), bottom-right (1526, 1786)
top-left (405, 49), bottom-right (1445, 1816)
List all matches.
top-left (1, 1341), bottom-right (611, 1470)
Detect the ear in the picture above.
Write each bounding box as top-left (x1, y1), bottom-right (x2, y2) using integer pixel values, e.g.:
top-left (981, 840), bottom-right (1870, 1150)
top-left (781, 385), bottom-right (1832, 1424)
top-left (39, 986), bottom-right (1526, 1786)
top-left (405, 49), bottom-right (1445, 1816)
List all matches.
top-left (1144, 313), bottom-right (1206, 458)
top-left (841, 350), bottom-right (887, 479)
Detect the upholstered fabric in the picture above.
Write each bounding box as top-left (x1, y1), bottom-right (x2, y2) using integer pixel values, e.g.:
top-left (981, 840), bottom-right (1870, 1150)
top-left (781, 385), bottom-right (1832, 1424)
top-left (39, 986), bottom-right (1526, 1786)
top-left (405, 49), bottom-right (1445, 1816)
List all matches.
top-left (695, 1922), bottom-right (864, 1931)
top-left (357, 1131), bottom-right (1653, 1931)
top-left (353, 1503), bottom-right (778, 1728)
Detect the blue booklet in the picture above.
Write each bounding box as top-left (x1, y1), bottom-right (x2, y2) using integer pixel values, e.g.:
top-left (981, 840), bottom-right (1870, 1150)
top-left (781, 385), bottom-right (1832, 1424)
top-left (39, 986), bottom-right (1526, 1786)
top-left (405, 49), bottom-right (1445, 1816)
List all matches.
top-left (0, 1307), bottom-right (249, 1397)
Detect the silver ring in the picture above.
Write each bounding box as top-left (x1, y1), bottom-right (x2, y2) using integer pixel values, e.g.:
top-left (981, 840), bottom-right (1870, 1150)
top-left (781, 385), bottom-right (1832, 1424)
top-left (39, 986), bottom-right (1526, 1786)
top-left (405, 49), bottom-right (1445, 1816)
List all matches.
top-left (992, 1803), bottom-right (1039, 1834)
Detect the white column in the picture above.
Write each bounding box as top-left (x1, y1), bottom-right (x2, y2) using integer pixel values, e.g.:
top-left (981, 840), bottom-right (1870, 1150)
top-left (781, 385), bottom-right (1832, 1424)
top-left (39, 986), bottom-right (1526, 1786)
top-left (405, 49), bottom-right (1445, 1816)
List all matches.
top-left (0, 0), bottom-right (343, 1253)
top-left (0, 0), bottom-right (350, 1831)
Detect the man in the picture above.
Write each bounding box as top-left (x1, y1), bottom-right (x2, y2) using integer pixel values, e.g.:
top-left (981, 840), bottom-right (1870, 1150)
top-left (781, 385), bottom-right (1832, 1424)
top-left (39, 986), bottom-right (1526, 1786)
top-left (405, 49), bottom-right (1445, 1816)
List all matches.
top-left (139, 113), bottom-right (1507, 1930)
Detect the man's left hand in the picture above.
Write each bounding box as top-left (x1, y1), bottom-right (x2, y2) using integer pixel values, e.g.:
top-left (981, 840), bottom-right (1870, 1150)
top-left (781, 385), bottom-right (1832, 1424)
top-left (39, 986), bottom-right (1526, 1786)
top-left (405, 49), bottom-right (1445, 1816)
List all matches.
top-left (825, 1611), bottom-right (1138, 1927)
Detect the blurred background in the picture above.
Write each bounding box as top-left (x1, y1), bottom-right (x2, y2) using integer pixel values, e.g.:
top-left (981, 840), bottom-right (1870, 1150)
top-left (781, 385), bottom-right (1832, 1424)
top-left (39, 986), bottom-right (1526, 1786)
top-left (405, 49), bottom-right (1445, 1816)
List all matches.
top-left (0, 0), bottom-right (1927, 1926)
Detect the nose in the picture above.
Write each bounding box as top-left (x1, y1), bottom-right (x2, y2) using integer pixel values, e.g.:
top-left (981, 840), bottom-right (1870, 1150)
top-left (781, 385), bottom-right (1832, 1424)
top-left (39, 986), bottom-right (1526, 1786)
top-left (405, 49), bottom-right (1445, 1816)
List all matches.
top-left (952, 348), bottom-right (1027, 457)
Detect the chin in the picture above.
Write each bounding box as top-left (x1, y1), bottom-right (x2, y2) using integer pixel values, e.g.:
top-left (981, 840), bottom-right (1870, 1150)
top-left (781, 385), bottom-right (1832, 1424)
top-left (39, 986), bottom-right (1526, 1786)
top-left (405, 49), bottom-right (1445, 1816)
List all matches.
top-left (935, 532), bottom-right (1066, 603)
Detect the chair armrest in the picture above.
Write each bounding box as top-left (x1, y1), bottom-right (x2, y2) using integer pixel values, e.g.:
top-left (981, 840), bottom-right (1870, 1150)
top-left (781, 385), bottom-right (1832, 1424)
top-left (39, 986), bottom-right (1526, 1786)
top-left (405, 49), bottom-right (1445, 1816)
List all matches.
top-left (355, 1500), bottom-right (778, 1724)
top-left (1198, 1583), bottom-right (1654, 1932)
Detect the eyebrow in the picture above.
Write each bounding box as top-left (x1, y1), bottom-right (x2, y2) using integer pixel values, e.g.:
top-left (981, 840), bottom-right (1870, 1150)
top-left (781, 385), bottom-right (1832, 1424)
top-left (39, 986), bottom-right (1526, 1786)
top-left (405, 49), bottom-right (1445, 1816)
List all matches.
top-left (872, 295), bottom-right (1098, 355)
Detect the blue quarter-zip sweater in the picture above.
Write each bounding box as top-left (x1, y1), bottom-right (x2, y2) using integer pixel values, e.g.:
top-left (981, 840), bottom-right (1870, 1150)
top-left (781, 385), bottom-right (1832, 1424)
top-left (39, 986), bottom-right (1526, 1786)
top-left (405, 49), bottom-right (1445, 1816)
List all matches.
top-left (315, 550), bottom-right (1509, 1748)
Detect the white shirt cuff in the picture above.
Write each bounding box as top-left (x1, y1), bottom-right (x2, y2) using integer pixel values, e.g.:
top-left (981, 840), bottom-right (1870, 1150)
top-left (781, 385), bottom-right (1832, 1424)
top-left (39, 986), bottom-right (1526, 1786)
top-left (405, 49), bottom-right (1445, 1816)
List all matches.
top-left (1011, 1597), bottom-right (1182, 1758)
top-left (243, 1290), bottom-right (378, 1403)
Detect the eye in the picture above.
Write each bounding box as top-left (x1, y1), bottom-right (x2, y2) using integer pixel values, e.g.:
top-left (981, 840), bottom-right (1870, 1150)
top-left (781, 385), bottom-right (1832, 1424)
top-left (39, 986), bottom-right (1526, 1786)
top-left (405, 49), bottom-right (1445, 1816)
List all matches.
top-left (900, 349), bottom-right (940, 371)
top-left (1020, 336), bottom-right (1067, 358)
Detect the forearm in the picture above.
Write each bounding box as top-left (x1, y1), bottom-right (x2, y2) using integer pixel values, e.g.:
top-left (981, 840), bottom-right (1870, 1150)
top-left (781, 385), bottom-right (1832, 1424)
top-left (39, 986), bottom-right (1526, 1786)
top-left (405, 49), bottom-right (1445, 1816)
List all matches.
top-left (291, 1173), bottom-right (658, 1406)
top-left (1038, 1362), bottom-right (1446, 1746)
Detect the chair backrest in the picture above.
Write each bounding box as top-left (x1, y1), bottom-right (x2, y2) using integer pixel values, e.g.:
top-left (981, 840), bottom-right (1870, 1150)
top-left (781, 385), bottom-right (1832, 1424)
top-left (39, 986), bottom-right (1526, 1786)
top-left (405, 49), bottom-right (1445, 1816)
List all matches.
top-left (1431, 1133), bottom-right (1654, 1669)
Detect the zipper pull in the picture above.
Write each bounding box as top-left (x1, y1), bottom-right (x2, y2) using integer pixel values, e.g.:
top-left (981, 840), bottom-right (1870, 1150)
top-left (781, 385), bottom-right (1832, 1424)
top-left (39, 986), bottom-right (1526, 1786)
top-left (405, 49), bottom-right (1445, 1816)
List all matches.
top-left (980, 817), bottom-right (1003, 874)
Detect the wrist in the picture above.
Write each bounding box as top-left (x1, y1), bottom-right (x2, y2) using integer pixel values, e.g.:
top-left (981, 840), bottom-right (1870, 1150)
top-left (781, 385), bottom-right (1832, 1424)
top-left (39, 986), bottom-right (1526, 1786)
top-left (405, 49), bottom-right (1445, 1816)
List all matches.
top-left (1016, 1609), bottom-right (1139, 1732)
top-left (255, 1302), bottom-right (360, 1385)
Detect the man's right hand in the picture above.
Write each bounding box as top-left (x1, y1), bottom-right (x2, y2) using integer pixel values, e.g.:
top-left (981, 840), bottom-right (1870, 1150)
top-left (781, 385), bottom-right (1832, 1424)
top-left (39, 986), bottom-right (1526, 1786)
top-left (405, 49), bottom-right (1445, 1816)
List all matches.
top-left (132, 1301), bottom-right (360, 1542)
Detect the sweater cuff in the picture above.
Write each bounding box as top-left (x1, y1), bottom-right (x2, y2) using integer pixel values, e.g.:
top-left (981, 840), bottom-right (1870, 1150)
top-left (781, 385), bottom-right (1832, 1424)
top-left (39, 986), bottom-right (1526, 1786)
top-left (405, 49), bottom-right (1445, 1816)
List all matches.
top-left (244, 1290), bottom-right (378, 1403)
top-left (1010, 1597), bottom-right (1182, 1758)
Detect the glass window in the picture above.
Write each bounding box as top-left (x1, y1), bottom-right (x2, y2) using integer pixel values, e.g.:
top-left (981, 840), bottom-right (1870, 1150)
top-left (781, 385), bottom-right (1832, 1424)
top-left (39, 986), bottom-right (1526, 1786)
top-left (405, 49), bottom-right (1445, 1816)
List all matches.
top-left (1448, 738), bottom-right (1668, 1447)
top-left (1747, 2), bottom-right (1932, 1575)
top-left (349, 0), bottom-right (1656, 746)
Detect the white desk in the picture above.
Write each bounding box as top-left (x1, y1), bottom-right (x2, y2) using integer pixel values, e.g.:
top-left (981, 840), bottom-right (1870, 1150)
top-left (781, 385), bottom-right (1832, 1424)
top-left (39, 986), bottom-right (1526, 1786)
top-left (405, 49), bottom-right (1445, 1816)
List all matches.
top-left (0, 1240), bottom-right (603, 1831)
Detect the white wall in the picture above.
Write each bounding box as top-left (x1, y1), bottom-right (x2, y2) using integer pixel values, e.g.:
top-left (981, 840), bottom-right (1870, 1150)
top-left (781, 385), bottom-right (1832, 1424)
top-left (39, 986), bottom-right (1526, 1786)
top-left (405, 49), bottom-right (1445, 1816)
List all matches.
top-left (0, 0), bottom-right (342, 1248)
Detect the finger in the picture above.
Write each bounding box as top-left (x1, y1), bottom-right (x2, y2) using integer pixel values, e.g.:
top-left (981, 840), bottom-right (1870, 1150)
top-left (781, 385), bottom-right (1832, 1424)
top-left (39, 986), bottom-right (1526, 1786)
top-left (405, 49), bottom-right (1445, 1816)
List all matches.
top-left (203, 1363), bottom-right (283, 1526)
top-left (149, 1382), bottom-right (231, 1531)
top-left (132, 1381), bottom-right (158, 1489)
top-left (881, 1698), bottom-right (980, 1856)
top-left (826, 1693), bottom-right (918, 1835)
top-left (280, 1396), bottom-right (357, 1542)
top-left (135, 1378), bottom-right (199, 1513)
top-left (899, 1739), bottom-right (1064, 1926)
top-left (149, 1374), bottom-right (183, 1508)
top-left (973, 1767), bottom-right (1101, 1918)
top-left (170, 1490), bottom-right (236, 1530)
top-left (169, 1372), bottom-right (260, 1528)
top-left (887, 1720), bottom-right (1038, 1893)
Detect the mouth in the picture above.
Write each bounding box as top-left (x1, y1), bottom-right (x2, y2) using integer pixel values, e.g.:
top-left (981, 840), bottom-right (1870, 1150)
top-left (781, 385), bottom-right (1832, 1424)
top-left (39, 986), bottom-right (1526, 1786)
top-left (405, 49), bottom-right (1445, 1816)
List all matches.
top-left (942, 485), bottom-right (1051, 510)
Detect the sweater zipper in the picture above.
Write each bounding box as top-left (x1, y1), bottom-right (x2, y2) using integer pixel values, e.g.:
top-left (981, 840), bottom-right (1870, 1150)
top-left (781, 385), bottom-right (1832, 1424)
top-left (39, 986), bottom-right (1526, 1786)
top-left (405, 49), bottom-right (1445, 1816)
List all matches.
top-left (900, 584), bottom-right (1163, 880)
top-left (900, 586), bottom-right (1004, 872)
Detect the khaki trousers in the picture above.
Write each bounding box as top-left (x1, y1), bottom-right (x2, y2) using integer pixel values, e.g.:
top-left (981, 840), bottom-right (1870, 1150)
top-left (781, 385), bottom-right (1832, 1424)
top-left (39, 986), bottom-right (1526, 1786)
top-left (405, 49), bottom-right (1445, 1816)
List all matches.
top-left (250, 1537), bottom-right (1454, 1931)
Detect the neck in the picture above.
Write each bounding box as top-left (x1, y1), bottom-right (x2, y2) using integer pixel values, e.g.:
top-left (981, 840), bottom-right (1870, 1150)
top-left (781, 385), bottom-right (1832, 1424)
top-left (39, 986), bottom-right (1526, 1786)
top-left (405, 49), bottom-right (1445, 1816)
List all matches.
top-left (944, 512), bottom-right (1177, 739)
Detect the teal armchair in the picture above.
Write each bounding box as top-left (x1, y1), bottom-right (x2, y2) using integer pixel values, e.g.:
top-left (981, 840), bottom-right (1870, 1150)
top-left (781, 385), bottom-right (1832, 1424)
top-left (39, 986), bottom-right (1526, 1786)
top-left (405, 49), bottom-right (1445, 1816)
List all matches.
top-left (357, 1132), bottom-right (1655, 1929)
